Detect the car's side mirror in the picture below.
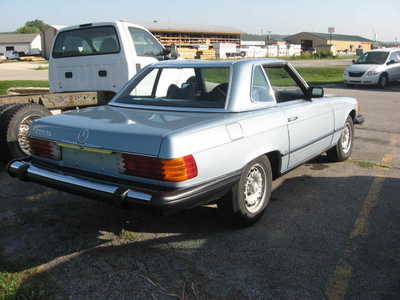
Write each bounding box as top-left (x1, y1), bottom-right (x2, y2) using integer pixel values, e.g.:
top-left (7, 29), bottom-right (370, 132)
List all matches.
top-left (308, 87), bottom-right (324, 99)
top-left (352, 59), bottom-right (356, 64)
top-left (387, 59), bottom-right (396, 65)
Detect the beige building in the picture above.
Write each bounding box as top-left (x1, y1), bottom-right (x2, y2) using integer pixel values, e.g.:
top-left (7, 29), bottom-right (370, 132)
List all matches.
top-left (286, 32), bottom-right (372, 54)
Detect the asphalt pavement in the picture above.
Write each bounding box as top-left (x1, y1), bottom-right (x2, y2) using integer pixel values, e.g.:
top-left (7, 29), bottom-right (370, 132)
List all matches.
top-left (0, 86), bottom-right (399, 299)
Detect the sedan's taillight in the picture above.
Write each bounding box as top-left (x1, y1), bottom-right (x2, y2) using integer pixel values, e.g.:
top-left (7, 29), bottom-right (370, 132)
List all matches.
top-left (120, 153), bottom-right (198, 182)
top-left (28, 137), bottom-right (62, 160)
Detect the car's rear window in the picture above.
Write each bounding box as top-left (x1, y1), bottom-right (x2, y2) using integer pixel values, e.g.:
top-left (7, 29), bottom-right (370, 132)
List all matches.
top-left (115, 67), bottom-right (230, 109)
top-left (52, 26), bottom-right (120, 58)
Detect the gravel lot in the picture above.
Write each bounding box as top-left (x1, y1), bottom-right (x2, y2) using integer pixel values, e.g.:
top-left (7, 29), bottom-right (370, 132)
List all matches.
top-left (0, 61), bottom-right (48, 81)
top-left (0, 86), bottom-right (399, 299)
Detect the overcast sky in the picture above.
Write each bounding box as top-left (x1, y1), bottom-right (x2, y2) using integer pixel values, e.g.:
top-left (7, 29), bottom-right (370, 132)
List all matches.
top-left (0, 0), bottom-right (399, 41)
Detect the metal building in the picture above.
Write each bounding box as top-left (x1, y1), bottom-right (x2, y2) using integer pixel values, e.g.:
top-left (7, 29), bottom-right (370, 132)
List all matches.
top-left (286, 32), bottom-right (372, 54)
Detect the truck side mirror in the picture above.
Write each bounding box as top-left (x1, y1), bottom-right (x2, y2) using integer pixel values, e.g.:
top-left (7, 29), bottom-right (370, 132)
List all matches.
top-left (387, 60), bottom-right (396, 65)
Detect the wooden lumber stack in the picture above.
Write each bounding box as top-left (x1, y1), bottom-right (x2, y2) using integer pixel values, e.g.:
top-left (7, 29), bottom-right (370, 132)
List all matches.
top-left (177, 48), bottom-right (197, 59)
top-left (196, 49), bottom-right (216, 60)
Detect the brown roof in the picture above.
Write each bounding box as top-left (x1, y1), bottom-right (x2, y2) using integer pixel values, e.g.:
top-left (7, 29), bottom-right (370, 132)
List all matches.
top-left (136, 22), bottom-right (242, 35)
top-left (0, 33), bottom-right (39, 44)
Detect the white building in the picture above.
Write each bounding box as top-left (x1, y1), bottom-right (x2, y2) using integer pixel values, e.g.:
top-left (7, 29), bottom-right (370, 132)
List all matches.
top-left (0, 33), bottom-right (42, 56)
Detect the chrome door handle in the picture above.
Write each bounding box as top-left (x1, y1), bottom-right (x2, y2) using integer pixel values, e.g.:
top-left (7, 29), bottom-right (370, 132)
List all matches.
top-left (288, 116), bottom-right (298, 122)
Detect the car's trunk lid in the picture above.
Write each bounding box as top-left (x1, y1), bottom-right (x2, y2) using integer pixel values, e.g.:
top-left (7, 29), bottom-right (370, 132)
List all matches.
top-left (29, 105), bottom-right (224, 157)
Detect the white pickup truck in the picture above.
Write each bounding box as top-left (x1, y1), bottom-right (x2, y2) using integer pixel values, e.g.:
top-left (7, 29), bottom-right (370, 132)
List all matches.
top-left (50, 21), bottom-right (175, 94)
top-left (0, 21), bottom-right (176, 161)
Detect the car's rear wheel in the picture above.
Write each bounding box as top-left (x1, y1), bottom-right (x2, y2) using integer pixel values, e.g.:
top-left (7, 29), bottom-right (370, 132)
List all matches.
top-left (217, 155), bottom-right (272, 227)
top-left (327, 115), bottom-right (354, 162)
top-left (378, 73), bottom-right (389, 89)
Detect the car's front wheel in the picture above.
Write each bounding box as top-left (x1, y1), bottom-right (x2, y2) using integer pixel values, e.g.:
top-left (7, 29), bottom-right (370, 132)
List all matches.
top-left (217, 156), bottom-right (272, 227)
top-left (327, 115), bottom-right (354, 162)
top-left (378, 73), bottom-right (389, 89)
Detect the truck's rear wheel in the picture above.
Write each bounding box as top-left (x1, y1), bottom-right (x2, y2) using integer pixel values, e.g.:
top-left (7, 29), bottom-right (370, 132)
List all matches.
top-left (0, 104), bottom-right (16, 115)
top-left (0, 104), bottom-right (51, 161)
top-left (217, 156), bottom-right (272, 227)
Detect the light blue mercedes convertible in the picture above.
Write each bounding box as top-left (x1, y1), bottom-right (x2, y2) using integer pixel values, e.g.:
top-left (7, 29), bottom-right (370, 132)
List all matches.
top-left (8, 59), bottom-right (364, 226)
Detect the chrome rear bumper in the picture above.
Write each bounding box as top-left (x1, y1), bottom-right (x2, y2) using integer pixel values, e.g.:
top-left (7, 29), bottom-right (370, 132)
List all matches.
top-left (7, 159), bottom-right (239, 210)
top-left (8, 160), bottom-right (151, 202)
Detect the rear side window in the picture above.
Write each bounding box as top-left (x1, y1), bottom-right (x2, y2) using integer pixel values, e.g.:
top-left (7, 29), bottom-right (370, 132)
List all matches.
top-left (251, 65), bottom-right (273, 102)
top-left (52, 26), bottom-right (120, 58)
top-left (264, 65), bottom-right (306, 102)
top-left (128, 27), bottom-right (164, 57)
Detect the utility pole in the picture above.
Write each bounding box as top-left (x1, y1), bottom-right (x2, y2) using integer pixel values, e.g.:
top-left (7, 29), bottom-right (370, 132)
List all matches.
top-left (265, 30), bottom-right (272, 57)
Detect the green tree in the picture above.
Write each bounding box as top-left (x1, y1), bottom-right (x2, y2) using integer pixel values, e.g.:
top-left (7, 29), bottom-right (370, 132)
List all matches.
top-left (16, 26), bottom-right (41, 34)
top-left (16, 19), bottom-right (49, 33)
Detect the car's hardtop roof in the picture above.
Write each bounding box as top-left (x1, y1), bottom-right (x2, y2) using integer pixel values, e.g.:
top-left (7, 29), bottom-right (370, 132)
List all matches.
top-left (152, 58), bottom-right (287, 68)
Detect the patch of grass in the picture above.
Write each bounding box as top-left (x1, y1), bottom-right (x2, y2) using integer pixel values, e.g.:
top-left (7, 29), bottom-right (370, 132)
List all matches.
top-left (0, 270), bottom-right (50, 300)
top-left (0, 81), bottom-right (49, 95)
top-left (0, 272), bottom-right (23, 300)
top-left (0, 248), bottom-right (52, 300)
top-left (282, 55), bottom-right (356, 61)
top-left (0, 59), bottom-right (20, 64)
top-left (201, 67), bottom-right (230, 84)
top-left (297, 67), bottom-right (345, 85)
top-left (348, 159), bottom-right (391, 169)
top-left (32, 66), bottom-right (48, 71)
top-left (203, 67), bottom-right (344, 86)
top-left (265, 67), bottom-right (344, 86)
top-left (119, 229), bottom-right (137, 242)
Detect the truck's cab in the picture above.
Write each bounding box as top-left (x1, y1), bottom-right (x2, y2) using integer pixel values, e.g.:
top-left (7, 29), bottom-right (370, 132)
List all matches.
top-left (49, 21), bottom-right (168, 93)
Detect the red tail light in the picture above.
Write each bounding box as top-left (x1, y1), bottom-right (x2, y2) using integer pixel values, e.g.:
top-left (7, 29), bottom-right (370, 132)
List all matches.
top-left (120, 153), bottom-right (198, 182)
top-left (28, 137), bottom-right (61, 160)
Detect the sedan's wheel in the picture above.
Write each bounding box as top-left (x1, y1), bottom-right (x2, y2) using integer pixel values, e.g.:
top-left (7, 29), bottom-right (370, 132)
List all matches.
top-left (327, 115), bottom-right (354, 162)
top-left (217, 155), bottom-right (272, 227)
top-left (244, 164), bottom-right (266, 214)
top-left (378, 74), bottom-right (389, 89)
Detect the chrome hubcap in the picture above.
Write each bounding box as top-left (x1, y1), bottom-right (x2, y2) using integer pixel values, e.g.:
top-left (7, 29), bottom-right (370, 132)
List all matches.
top-left (244, 164), bottom-right (266, 213)
top-left (341, 123), bottom-right (352, 154)
top-left (18, 114), bottom-right (41, 155)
